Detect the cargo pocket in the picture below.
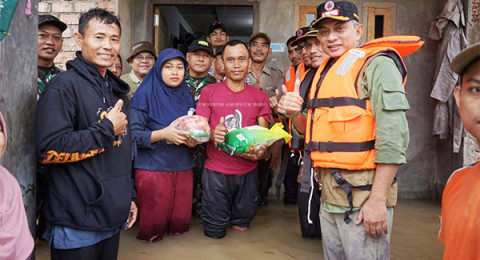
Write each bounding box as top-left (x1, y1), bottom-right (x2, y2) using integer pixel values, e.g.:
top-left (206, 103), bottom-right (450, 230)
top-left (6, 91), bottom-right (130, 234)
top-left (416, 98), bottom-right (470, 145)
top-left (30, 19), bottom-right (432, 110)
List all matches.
top-left (382, 83), bottom-right (410, 111)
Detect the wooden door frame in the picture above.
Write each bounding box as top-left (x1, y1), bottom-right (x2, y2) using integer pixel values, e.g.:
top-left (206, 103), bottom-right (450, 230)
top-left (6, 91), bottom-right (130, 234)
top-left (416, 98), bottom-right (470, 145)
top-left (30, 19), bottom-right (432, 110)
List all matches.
top-left (295, 1), bottom-right (319, 29)
top-left (362, 2), bottom-right (396, 41)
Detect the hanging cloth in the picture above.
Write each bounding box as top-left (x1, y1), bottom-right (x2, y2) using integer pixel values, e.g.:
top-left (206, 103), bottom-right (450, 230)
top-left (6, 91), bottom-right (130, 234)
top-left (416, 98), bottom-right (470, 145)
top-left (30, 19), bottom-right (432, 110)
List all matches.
top-left (428, 0), bottom-right (468, 152)
top-left (0, 0), bottom-right (19, 41)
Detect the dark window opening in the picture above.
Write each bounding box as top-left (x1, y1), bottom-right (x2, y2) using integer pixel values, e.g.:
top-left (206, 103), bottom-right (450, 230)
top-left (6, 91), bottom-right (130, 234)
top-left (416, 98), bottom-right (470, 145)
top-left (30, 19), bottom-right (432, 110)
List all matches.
top-left (374, 15), bottom-right (384, 38)
top-left (154, 5), bottom-right (253, 54)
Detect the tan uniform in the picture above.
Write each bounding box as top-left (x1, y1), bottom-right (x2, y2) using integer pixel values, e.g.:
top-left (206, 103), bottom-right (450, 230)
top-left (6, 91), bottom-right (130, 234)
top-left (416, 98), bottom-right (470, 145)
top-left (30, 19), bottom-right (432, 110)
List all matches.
top-left (120, 70), bottom-right (141, 99)
top-left (246, 65), bottom-right (283, 98)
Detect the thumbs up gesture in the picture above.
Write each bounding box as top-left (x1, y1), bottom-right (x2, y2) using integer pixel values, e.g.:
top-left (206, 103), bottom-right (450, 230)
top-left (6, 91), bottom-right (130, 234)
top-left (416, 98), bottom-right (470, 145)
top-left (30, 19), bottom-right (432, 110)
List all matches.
top-left (213, 117), bottom-right (228, 144)
top-left (106, 99), bottom-right (128, 136)
top-left (277, 79), bottom-right (303, 115)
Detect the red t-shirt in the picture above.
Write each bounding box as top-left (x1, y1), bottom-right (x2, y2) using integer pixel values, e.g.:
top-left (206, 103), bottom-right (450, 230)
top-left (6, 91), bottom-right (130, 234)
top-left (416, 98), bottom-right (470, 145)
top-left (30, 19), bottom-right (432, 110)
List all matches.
top-left (439, 162), bottom-right (480, 260)
top-left (196, 81), bottom-right (271, 175)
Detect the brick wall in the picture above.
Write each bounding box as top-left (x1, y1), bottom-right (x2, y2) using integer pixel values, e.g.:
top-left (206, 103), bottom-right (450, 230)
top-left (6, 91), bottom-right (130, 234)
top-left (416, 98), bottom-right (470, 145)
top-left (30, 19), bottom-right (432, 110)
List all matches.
top-left (39, 0), bottom-right (118, 70)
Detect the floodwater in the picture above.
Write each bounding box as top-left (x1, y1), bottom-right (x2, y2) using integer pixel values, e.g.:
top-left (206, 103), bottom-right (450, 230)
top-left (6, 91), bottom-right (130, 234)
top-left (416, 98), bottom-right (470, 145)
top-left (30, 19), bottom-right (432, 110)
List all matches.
top-left (35, 199), bottom-right (443, 259)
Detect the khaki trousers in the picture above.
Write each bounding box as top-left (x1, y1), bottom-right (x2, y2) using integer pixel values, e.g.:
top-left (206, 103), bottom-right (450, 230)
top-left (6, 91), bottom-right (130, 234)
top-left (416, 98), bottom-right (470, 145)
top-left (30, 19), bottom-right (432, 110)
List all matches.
top-left (320, 204), bottom-right (394, 260)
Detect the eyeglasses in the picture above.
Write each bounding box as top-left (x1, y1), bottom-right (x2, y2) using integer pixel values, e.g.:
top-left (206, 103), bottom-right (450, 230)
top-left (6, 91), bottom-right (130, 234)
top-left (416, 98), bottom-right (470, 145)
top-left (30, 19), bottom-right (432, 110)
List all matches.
top-left (133, 54), bottom-right (155, 62)
top-left (294, 45), bottom-right (305, 54)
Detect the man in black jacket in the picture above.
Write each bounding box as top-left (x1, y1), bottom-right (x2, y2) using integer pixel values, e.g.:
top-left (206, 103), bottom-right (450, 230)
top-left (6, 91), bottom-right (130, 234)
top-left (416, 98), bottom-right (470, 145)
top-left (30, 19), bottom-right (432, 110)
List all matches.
top-left (35, 8), bottom-right (137, 260)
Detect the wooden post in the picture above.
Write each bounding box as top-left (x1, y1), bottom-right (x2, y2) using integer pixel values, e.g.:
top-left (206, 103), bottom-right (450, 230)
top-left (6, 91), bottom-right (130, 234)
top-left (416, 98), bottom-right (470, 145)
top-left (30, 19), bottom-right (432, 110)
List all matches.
top-left (0, 0), bottom-right (37, 239)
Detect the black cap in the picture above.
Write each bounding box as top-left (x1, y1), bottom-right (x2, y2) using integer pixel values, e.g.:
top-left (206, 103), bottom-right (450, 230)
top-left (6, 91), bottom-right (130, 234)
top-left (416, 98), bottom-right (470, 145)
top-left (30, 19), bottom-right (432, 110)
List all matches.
top-left (286, 36), bottom-right (297, 47)
top-left (311, 1), bottom-right (360, 28)
top-left (39, 15), bottom-right (67, 32)
top-left (215, 45), bottom-right (225, 57)
top-left (291, 27), bottom-right (310, 46)
top-left (208, 20), bottom-right (227, 35)
top-left (188, 38), bottom-right (214, 57)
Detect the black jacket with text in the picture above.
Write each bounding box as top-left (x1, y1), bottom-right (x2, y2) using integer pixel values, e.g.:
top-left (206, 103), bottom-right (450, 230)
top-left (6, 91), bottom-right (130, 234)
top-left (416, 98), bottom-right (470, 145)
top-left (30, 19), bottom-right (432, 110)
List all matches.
top-left (35, 51), bottom-right (133, 231)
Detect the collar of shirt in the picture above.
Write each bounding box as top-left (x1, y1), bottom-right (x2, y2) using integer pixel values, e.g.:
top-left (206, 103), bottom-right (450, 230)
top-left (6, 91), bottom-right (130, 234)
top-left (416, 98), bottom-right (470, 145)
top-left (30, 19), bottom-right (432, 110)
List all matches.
top-left (248, 64), bottom-right (272, 79)
top-left (129, 70), bottom-right (141, 84)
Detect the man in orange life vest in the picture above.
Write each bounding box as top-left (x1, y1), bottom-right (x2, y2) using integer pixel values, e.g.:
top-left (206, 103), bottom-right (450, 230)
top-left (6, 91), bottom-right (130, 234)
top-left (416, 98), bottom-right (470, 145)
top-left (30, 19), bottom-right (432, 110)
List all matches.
top-left (285, 27), bottom-right (313, 92)
top-left (439, 43), bottom-right (480, 260)
top-left (278, 1), bottom-right (410, 259)
top-left (287, 26), bottom-right (327, 239)
top-left (279, 27), bottom-right (316, 205)
top-left (284, 36), bottom-right (302, 92)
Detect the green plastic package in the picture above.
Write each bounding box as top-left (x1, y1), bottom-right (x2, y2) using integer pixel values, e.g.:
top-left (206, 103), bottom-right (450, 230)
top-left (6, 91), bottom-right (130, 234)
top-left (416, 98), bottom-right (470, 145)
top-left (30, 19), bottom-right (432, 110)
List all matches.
top-left (218, 123), bottom-right (291, 156)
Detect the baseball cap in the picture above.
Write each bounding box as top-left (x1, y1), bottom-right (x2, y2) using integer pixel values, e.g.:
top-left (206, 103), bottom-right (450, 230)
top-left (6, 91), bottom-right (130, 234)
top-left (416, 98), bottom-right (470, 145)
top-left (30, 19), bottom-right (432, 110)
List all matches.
top-left (127, 41), bottom-right (156, 62)
top-left (291, 27), bottom-right (312, 46)
top-left (188, 38), bottom-right (214, 57)
top-left (39, 15), bottom-right (67, 32)
top-left (451, 43), bottom-right (480, 75)
top-left (286, 36), bottom-right (297, 46)
top-left (249, 32), bottom-right (271, 45)
top-left (311, 1), bottom-right (360, 28)
top-left (208, 20), bottom-right (227, 35)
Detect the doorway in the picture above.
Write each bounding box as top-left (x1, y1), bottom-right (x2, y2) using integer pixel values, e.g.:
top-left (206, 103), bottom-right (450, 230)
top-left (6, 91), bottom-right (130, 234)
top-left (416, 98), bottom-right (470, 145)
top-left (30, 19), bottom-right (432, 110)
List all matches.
top-left (153, 5), bottom-right (254, 55)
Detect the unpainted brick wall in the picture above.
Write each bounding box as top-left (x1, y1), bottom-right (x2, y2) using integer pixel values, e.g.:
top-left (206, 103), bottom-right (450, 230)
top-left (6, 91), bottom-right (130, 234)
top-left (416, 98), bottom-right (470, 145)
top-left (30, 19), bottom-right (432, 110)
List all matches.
top-left (38, 0), bottom-right (118, 70)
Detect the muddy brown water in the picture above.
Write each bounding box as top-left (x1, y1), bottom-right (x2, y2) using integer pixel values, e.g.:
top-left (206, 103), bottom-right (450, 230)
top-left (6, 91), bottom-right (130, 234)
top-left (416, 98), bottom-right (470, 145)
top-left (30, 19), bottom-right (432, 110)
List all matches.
top-left (35, 199), bottom-right (443, 259)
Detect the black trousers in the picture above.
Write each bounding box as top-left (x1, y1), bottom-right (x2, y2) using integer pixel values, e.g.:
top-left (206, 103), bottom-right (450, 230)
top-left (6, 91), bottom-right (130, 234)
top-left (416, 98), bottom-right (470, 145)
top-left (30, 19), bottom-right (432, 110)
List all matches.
top-left (50, 232), bottom-right (120, 260)
top-left (297, 181), bottom-right (322, 239)
top-left (256, 159), bottom-right (272, 203)
top-left (201, 168), bottom-right (258, 239)
top-left (283, 152), bottom-right (300, 204)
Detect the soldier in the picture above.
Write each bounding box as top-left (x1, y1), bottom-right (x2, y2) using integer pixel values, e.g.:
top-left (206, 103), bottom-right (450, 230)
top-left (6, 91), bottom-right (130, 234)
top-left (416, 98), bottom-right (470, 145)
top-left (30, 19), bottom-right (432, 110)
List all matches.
top-left (37, 15), bottom-right (67, 99)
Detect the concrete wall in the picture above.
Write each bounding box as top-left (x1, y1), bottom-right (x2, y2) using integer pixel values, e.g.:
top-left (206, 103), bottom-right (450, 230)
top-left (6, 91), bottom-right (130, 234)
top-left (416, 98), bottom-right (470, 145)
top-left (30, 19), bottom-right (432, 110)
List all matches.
top-left (117, 0), bottom-right (133, 75)
top-left (257, 0), bottom-right (296, 71)
top-left (0, 0), bottom-right (37, 236)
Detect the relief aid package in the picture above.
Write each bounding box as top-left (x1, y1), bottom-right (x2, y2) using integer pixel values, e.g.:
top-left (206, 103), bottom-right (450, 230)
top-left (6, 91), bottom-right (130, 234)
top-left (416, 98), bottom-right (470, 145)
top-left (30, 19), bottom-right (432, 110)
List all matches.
top-left (218, 123), bottom-right (291, 155)
top-left (173, 115), bottom-right (211, 143)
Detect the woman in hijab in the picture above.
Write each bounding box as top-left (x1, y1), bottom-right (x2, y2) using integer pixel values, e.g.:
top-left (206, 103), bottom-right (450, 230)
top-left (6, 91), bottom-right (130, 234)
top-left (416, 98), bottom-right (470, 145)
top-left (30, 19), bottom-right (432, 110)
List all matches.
top-left (0, 112), bottom-right (34, 259)
top-left (131, 48), bottom-right (198, 242)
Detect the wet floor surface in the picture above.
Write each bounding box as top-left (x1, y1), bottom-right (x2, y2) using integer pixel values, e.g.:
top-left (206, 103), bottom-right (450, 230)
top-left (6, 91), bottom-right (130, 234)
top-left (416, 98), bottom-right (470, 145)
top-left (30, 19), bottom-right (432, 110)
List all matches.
top-left (35, 199), bottom-right (443, 259)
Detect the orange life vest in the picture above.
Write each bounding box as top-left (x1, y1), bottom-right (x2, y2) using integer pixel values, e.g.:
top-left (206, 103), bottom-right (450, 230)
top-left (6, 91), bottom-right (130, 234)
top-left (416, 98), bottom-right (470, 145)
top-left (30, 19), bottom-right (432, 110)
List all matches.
top-left (305, 36), bottom-right (423, 170)
top-left (298, 62), bottom-right (307, 82)
top-left (288, 66), bottom-right (311, 150)
top-left (284, 65), bottom-right (297, 92)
